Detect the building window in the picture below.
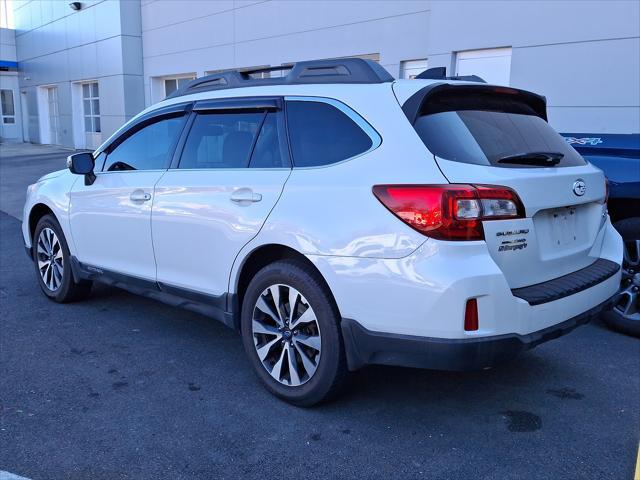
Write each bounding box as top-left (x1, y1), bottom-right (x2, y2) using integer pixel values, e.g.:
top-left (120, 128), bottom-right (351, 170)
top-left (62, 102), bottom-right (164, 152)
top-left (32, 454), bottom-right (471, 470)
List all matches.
top-left (455, 47), bottom-right (512, 86)
top-left (0, 89), bottom-right (15, 124)
top-left (206, 66), bottom-right (271, 79)
top-left (164, 76), bottom-right (195, 96)
top-left (400, 59), bottom-right (428, 79)
top-left (82, 82), bottom-right (100, 133)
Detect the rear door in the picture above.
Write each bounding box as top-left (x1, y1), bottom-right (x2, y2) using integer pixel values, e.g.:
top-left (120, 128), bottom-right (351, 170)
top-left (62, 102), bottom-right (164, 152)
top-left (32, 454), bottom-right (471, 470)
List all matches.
top-left (402, 84), bottom-right (608, 288)
top-left (151, 98), bottom-right (291, 300)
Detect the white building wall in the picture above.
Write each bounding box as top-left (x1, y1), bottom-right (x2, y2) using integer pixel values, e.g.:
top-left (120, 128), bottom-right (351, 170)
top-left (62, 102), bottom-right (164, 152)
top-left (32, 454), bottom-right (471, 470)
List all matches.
top-left (426, 0), bottom-right (640, 133)
top-left (141, 0), bottom-right (430, 105)
top-left (13, 0), bottom-right (144, 148)
top-left (141, 0), bottom-right (640, 134)
top-left (10, 0), bottom-right (640, 147)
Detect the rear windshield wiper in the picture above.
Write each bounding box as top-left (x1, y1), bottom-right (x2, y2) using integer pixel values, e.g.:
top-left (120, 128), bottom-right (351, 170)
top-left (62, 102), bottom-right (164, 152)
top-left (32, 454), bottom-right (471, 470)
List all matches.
top-left (496, 151), bottom-right (564, 166)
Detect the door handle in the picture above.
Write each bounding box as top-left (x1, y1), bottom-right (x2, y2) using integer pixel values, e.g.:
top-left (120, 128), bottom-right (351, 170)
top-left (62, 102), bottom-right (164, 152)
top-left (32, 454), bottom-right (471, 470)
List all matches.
top-left (230, 188), bottom-right (262, 204)
top-left (130, 190), bottom-right (152, 202)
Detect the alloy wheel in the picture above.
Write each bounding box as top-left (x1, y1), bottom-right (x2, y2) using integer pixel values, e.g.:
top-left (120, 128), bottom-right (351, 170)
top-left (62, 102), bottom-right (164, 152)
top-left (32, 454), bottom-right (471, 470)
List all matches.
top-left (614, 239), bottom-right (640, 321)
top-left (37, 227), bottom-right (64, 292)
top-left (252, 284), bottom-right (322, 386)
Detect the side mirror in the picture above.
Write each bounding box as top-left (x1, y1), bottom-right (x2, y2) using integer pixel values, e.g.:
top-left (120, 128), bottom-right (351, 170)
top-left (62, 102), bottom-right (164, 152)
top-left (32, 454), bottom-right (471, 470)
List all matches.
top-left (67, 152), bottom-right (96, 185)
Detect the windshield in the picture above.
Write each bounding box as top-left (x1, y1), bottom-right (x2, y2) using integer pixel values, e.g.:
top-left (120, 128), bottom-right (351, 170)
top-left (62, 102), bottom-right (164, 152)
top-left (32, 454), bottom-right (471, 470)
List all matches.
top-left (414, 110), bottom-right (586, 168)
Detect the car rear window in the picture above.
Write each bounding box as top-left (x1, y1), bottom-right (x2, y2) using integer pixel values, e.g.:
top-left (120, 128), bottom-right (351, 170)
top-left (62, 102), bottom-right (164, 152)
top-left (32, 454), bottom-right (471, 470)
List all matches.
top-left (413, 107), bottom-right (586, 168)
top-left (286, 100), bottom-right (373, 167)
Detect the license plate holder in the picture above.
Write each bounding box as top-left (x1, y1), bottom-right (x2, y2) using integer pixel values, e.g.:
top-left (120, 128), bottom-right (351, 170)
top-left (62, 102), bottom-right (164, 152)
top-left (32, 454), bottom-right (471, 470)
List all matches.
top-left (550, 207), bottom-right (577, 246)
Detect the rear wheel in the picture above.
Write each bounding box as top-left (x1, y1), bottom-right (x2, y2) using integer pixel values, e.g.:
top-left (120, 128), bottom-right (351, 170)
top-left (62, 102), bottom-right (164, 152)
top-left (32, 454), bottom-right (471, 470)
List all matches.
top-left (33, 214), bottom-right (92, 303)
top-left (603, 218), bottom-right (640, 337)
top-left (241, 260), bottom-right (347, 406)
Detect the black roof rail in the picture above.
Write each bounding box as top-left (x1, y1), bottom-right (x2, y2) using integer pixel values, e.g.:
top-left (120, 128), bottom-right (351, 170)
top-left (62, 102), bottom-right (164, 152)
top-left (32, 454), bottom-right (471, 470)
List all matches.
top-left (166, 58), bottom-right (394, 99)
top-left (415, 66), bottom-right (486, 83)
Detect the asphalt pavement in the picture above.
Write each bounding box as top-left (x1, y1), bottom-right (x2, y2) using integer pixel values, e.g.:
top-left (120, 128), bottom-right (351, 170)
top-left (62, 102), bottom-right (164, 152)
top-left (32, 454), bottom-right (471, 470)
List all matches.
top-left (0, 145), bottom-right (639, 479)
top-left (0, 143), bottom-right (73, 219)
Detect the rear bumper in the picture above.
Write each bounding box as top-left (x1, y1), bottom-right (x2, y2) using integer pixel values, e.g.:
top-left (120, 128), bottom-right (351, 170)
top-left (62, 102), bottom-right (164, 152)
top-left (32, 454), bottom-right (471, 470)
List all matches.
top-left (341, 297), bottom-right (615, 371)
top-left (309, 216), bottom-right (622, 341)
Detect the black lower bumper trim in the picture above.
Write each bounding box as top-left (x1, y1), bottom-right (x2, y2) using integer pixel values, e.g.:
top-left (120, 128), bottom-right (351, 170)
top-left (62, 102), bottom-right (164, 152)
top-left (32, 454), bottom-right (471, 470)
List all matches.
top-left (341, 297), bottom-right (615, 371)
top-left (511, 258), bottom-right (620, 306)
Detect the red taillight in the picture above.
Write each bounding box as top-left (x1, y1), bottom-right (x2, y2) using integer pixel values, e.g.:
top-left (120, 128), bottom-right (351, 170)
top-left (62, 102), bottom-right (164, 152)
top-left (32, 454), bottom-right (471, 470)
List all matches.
top-left (372, 184), bottom-right (525, 241)
top-left (464, 298), bottom-right (479, 331)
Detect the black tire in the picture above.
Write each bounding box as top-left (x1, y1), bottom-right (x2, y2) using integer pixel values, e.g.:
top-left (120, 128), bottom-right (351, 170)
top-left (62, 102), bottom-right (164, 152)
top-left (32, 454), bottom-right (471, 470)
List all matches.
top-left (602, 218), bottom-right (640, 337)
top-left (240, 259), bottom-right (348, 406)
top-left (32, 214), bottom-right (92, 303)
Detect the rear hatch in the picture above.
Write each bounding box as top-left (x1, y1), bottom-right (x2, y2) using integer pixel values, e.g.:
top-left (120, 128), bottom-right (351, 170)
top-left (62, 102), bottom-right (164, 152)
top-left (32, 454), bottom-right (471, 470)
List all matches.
top-left (400, 83), bottom-right (608, 289)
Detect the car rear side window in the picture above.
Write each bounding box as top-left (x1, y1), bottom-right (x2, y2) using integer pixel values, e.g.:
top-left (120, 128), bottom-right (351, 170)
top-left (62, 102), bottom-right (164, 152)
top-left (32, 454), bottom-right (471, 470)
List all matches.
top-left (413, 109), bottom-right (586, 168)
top-left (179, 112), bottom-right (264, 169)
top-left (103, 114), bottom-right (186, 171)
top-left (286, 100), bottom-right (374, 167)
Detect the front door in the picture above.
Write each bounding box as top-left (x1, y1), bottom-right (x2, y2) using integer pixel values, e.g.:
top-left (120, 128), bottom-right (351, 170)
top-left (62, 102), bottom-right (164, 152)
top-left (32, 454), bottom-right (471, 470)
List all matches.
top-left (152, 101), bottom-right (291, 299)
top-left (69, 113), bottom-right (188, 280)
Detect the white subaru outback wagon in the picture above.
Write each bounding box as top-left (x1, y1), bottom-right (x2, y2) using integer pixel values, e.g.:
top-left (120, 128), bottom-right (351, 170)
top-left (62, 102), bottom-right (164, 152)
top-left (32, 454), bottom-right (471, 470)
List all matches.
top-left (23, 59), bottom-right (622, 406)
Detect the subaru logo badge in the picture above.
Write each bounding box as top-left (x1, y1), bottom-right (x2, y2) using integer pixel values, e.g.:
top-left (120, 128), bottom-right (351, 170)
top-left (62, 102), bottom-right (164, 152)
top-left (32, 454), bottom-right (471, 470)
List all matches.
top-left (573, 179), bottom-right (586, 196)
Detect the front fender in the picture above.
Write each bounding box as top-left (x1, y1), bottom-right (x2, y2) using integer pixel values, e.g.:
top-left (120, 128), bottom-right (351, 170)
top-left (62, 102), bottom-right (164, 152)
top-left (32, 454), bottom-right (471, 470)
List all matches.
top-left (22, 171), bottom-right (79, 254)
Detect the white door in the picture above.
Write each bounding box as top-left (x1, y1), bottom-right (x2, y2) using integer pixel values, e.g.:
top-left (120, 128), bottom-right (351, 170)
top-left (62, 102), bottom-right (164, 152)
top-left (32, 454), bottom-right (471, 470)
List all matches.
top-left (400, 59), bottom-right (428, 79)
top-left (21, 92), bottom-right (29, 142)
top-left (152, 106), bottom-right (291, 297)
top-left (47, 87), bottom-right (60, 145)
top-left (456, 47), bottom-right (512, 86)
top-left (0, 88), bottom-right (17, 139)
top-left (69, 113), bottom-right (188, 279)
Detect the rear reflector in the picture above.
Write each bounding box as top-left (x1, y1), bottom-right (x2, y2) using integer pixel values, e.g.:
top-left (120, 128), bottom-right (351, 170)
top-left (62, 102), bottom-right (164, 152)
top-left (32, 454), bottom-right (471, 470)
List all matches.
top-left (372, 184), bottom-right (525, 241)
top-left (464, 299), bottom-right (479, 331)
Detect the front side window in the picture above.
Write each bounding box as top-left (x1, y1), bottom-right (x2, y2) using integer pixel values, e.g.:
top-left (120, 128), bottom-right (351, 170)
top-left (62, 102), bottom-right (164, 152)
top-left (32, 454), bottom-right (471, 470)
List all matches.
top-left (179, 112), bottom-right (264, 169)
top-left (0, 89), bottom-right (15, 124)
top-left (82, 82), bottom-right (100, 133)
top-left (103, 115), bottom-right (187, 172)
top-left (286, 100), bottom-right (373, 167)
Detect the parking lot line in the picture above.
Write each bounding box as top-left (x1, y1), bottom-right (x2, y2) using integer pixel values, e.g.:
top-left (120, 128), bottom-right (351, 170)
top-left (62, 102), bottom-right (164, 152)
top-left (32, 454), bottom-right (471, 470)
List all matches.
top-left (635, 443), bottom-right (640, 480)
top-left (0, 472), bottom-right (32, 480)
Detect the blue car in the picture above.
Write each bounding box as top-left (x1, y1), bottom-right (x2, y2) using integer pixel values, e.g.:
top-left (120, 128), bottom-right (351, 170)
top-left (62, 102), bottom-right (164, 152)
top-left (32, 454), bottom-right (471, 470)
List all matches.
top-left (562, 133), bottom-right (640, 336)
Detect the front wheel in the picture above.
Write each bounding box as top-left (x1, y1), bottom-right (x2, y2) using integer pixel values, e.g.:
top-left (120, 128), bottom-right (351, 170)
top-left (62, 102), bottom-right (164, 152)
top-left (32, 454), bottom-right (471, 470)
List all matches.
top-left (240, 260), bottom-right (348, 406)
top-left (33, 214), bottom-right (92, 303)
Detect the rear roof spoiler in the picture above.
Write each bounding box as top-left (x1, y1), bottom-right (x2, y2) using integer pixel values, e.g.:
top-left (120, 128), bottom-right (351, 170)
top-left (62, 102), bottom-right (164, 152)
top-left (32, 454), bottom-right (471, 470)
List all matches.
top-left (401, 83), bottom-right (548, 124)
